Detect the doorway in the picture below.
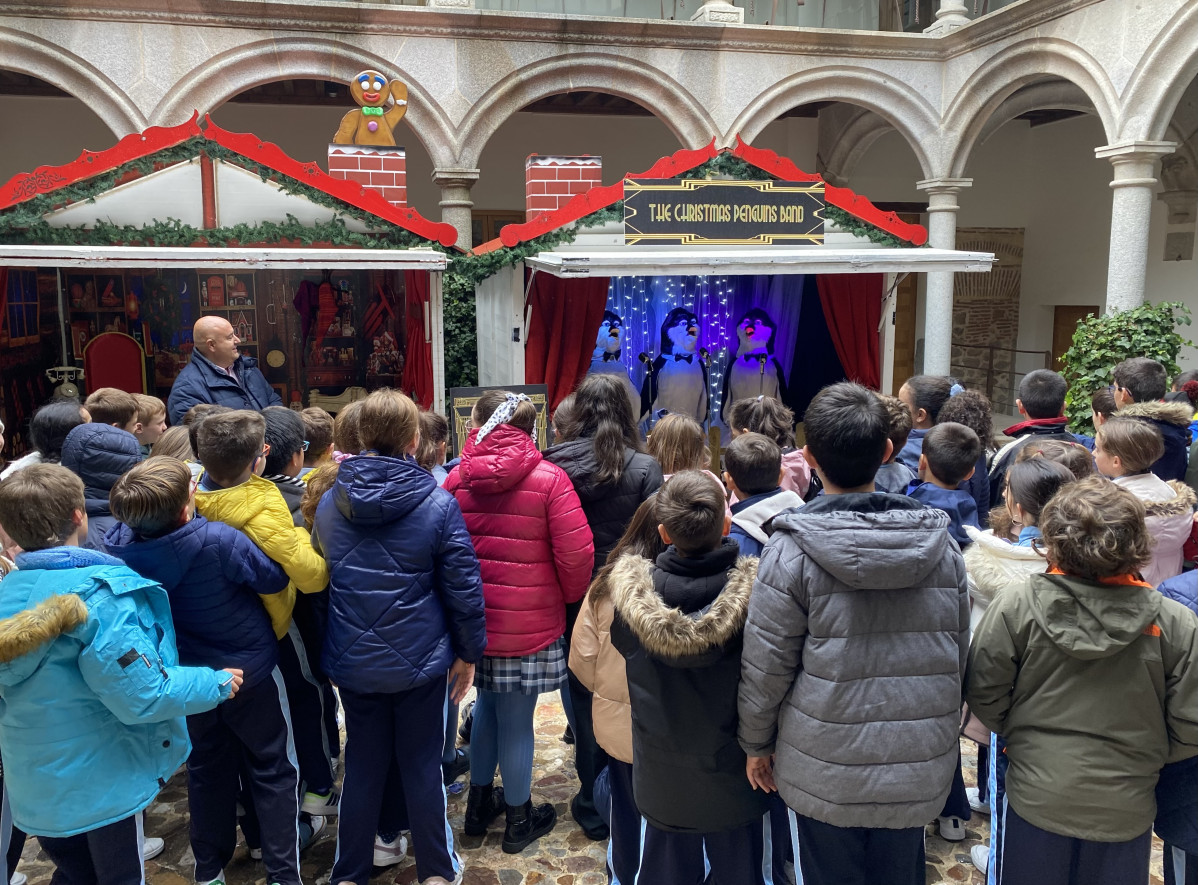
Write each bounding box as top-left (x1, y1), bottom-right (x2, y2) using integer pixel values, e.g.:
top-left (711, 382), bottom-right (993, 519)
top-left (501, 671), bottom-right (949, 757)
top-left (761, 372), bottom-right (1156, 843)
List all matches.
top-left (1051, 305), bottom-right (1099, 372)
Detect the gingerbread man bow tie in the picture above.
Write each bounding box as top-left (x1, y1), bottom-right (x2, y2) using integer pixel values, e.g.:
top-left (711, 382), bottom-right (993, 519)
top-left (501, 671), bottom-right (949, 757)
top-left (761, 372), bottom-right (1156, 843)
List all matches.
top-left (361, 107), bottom-right (384, 116)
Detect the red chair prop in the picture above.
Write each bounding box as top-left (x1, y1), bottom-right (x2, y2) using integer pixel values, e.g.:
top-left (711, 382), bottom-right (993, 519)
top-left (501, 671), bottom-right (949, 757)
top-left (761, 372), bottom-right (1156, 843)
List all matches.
top-left (83, 332), bottom-right (148, 395)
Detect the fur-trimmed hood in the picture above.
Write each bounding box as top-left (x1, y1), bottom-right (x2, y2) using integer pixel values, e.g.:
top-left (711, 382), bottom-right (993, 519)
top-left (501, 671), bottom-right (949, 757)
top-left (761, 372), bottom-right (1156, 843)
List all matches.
top-left (1143, 480), bottom-right (1198, 518)
top-left (1118, 400), bottom-right (1195, 428)
top-left (0, 594), bottom-right (87, 666)
top-left (610, 552), bottom-right (757, 659)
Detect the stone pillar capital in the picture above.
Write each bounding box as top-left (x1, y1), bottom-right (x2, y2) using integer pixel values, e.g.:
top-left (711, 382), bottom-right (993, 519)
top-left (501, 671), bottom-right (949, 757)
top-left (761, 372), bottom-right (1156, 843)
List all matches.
top-left (1096, 142), bottom-right (1176, 189)
top-left (690, 0), bottom-right (745, 23)
top-left (431, 167), bottom-right (481, 190)
top-left (916, 177), bottom-right (973, 196)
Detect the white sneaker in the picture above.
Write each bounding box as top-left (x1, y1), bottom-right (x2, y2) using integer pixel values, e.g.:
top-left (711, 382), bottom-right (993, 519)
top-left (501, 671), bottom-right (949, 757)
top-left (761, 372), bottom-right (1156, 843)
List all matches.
top-left (938, 815), bottom-right (966, 842)
top-left (301, 789), bottom-right (340, 817)
top-left (373, 833), bottom-right (408, 867)
top-left (10, 873), bottom-right (27, 885)
top-left (971, 843), bottom-right (989, 874)
top-left (142, 836), bottom-right (165, 861)
top-left (966, 786), bottom-right (990, 814)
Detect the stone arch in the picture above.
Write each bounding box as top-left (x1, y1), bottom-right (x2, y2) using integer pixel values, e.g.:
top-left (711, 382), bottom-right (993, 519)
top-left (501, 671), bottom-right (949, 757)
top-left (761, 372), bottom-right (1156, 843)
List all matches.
top-left (942, 39), bottom-right (1118, 178)
top-left (1120, 2), bottom-right (1198, 142)
top-left (818, 108), bottom-right (896, 186)
top-left (148, 36), bottom-right (459, 170)
top-left (0, 26), bottom-right (146, 136)
top-left (453, 53), bottom-right (717, 170)
top-left (973, 80), bottom-right (1097, 148)
top-left (727, 66), bottom-right (941, 178)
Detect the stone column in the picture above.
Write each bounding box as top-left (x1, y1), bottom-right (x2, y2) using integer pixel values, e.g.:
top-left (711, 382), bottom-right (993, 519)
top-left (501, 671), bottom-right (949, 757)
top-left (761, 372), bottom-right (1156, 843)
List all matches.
top-left (1094, 141), bottom-right (1176, 313)
top-left (690, 0), bottom-right (744, 23)
top-left (432, 167), bottom-right (480, 250)
top-left (924, 0), bottom-right (970, 34)
top-left (916, 177), bottom-right (972, 376)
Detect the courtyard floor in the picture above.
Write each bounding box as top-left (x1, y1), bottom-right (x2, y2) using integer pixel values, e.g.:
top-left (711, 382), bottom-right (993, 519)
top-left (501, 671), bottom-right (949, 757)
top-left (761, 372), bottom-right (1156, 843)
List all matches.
top-left (13, 690), bottom-right (1166, 885)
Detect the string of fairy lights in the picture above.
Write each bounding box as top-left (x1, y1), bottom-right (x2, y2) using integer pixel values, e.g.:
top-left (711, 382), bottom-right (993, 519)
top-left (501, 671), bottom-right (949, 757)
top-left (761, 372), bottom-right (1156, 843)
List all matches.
top-left (609, 274), bottom-right (736, 426)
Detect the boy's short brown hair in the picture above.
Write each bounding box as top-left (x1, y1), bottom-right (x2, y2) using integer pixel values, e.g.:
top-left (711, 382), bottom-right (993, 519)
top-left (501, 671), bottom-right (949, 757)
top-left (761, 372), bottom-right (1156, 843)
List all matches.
top-left (109, 457), bottom-right (191, 537)
top-left (1096, 417), bottom-right (1164, 473)
top-left (1041, 475), bottom-right (1152, 580)
top-left (183, 403), bottom-right (232, 456)
top-left (301, 407), bottom-right (335, 467)
top-left (876, 394), bottom-right (912, 460)
top-left (0, 464), bottom-right (85, 550)
top-left (724, 433), bottom-right (781, 498)
top-left (333, 400), bottom-right (365, 456)
top-left (657, 470), bottom-right (726, 557)
top-left (133, 393), bottom-right (166, 425)
top-left (84, 388), bottom-right (139, 428)
top-left (358, 389), bottom-right (420, 458)
top-left (196, 411), bottom-right (266, 484)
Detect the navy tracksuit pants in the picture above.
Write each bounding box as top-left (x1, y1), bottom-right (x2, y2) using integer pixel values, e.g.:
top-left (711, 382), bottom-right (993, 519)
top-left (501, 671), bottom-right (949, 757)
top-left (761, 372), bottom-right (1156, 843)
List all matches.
top-left (332, 678), bottom-right (459, 885)
top-left (38, 814), bottom-right (143, 885)
top-left (278, 624), bottom-right (335, 795)
top-left (999, 805), bottom-right (1150, 885)
top-left (1165, 846), bottom-right (1198, 885)
top-left (633, 813), bottom-right (771, 885)
top-left (793, 813), bottom-right (926, 885)
top-left (186, 669), bottom-right (301, 885)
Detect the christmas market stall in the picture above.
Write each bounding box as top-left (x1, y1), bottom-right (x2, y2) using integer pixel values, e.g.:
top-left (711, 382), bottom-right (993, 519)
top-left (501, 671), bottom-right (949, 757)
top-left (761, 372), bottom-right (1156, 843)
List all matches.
top-left (464, 139), bottom-right (994, 440)
top-left (0, 105), bottom-right (456, 453)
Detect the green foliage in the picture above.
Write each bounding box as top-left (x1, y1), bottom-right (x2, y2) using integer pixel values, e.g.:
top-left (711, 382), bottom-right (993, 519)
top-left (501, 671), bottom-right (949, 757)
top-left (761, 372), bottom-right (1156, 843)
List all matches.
top-left (1060, 301), bottom-right (1193, 435)
top-left (442, 272), bottom-right (478, 392)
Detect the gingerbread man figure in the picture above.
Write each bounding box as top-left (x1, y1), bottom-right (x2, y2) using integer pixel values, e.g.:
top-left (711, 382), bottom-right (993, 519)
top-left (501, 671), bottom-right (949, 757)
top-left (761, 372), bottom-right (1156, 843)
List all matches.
top-left (332, 70), bottom-right (409, 147)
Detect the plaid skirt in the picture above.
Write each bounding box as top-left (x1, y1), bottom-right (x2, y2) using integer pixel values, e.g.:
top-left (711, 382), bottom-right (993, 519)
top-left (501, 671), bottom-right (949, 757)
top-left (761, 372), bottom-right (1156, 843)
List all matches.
top-left (474, 636), bottom-right (566, 695)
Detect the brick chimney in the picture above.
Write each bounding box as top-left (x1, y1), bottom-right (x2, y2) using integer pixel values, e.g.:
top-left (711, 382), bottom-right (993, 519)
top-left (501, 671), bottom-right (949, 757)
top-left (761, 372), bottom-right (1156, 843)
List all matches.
top-left (525, 155), bottom-right (602, 220)
top-left (327, 144), bottom-right (407, 208)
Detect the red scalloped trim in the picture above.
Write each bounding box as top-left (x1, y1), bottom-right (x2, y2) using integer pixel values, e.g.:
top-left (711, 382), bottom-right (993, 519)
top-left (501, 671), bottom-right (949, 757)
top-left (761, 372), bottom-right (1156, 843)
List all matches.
top-left (202, 118), bottom-right (459, 249)
top-left (0, 113), bottom-right (203, 211)
top-left (493, 142), bottom-right (720, 250)
top-left (731, 136), bottom-right (927, 246)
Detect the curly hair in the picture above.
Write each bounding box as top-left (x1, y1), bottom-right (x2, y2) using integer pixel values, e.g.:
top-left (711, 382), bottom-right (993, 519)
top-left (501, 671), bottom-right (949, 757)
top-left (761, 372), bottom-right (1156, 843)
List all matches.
top-left (1040, 475), bottom-right (1152, 580)
top-left (875, 394), bottom-right (912, 457)
top-left (726, 395), bottom-right (795, 448)
top-left (937, 389), bottom-right (994, 449)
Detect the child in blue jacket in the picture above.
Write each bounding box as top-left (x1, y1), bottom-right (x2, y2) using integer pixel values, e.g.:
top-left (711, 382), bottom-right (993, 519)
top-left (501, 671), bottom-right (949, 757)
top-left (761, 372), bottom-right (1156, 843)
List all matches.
top-left (909, 422), bottom-right (982, 548)
top-left (314, 389), bottom-right (487, 885)
top-left (104, 456), bottom-right (302, 885)
top-left (0, 463), bottom-right (240, 883)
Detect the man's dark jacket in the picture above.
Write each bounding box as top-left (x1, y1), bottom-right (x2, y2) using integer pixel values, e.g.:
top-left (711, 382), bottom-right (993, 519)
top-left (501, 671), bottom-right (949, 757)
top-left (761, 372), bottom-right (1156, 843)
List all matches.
top-left (167, 351), bottom-right (281, 424)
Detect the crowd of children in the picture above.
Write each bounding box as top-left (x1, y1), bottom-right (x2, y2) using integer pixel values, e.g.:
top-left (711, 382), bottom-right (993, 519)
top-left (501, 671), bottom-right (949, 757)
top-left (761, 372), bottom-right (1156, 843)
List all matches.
top-left (0, 357), bottom-right (1198, 885)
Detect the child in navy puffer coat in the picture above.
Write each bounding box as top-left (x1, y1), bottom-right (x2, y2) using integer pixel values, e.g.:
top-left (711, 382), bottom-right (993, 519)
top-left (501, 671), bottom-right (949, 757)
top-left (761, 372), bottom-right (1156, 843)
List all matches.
top-left (314, 389), bottom-right (487, 885)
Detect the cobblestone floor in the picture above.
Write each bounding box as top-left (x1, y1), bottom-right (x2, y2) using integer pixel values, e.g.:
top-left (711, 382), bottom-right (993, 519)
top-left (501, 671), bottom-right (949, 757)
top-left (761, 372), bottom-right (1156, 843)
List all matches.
top-left (14, 690), bottom-right (1166, 884)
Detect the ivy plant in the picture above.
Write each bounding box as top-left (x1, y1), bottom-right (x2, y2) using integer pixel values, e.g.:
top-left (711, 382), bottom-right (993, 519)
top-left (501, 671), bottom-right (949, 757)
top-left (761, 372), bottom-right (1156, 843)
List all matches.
top-left (1060, 301), bottom-right (1193, 435)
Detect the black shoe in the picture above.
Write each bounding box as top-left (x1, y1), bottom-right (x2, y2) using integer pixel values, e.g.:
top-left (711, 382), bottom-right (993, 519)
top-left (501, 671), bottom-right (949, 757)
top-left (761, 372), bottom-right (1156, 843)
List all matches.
top-left (502, 799), bottom-right (556, 854)
top-left (443, 747), bottom-right (470, 786)
top-left (570, 792), bottom-right (609, 841)
top-left (458, 701), bottom-right (474, 744)
top-left (562, 724), bottom-right (575, 745)
top-left (464, 783), bottom-right (506, 837)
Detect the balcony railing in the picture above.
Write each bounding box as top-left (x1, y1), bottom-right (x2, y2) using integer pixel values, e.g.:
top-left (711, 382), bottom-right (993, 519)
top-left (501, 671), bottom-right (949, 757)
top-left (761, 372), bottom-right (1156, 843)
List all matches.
top-left (469, 0), bottom-right (1019, 29)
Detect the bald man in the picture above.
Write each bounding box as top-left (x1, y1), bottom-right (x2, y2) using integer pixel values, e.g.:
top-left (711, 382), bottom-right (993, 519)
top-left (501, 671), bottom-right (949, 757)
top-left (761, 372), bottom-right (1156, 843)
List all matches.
top-left (167, 316), bottom-right (282, 424)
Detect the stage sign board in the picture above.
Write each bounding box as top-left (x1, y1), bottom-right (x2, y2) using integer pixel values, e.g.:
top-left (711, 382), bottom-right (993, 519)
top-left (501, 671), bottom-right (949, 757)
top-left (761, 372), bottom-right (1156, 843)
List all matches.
top-left (448, 384), bottom-right (550, 456)
top-left (624, 178), bottom-right (825, 246)
top-left (627, 178), bottom-right (824, 245)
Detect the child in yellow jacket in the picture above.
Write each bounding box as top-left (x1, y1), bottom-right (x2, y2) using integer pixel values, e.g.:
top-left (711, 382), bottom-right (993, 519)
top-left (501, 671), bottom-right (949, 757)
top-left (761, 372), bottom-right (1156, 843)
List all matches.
top-left (193, 411), bottom-right (329, 637)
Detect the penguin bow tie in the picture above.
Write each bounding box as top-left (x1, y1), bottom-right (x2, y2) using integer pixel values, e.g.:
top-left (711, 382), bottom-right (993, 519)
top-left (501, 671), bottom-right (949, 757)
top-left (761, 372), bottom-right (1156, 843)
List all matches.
top-left (673, 354), bottom-right (694, 363)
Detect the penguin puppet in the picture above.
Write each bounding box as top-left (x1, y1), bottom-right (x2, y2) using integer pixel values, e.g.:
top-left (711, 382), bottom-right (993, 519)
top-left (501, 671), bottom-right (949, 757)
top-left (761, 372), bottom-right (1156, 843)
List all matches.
top-left (587, 310), bottom-right (641, 422)
top-left (641, 308), bottom-right (708, 424)
top-left (720, 307), bottom-right (788, 423)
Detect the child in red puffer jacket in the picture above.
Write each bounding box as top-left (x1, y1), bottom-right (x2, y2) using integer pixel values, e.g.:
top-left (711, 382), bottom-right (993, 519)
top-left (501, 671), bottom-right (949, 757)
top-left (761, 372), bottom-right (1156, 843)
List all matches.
top-left (445, 390), bottom-right (595, 853)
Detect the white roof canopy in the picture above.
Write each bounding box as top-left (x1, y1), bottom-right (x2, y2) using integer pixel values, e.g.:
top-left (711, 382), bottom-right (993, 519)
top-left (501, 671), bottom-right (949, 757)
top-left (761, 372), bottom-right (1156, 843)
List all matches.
top-left (524, 246), bottom-right (994, 277)
top-left (0, 244), bottom-right (448, 271)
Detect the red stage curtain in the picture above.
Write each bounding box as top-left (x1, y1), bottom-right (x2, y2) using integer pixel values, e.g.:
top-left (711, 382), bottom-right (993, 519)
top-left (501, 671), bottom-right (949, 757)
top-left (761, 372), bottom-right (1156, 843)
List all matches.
top-left (816, 274), bottom-right (883, 390)
top-left (402, 270), bottom-right (434, 408)
top-left (524, 273), bottom-right (611, 410)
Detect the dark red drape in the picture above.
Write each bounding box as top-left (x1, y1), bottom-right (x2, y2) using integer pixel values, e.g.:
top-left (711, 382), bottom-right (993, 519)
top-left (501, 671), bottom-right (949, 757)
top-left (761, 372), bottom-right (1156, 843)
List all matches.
top-left (524, 273), bottom-right (611, 410)
top-left (401, 270), bottom-right (434, 408)
top-left (816, 274), bottom-right (883, 390)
